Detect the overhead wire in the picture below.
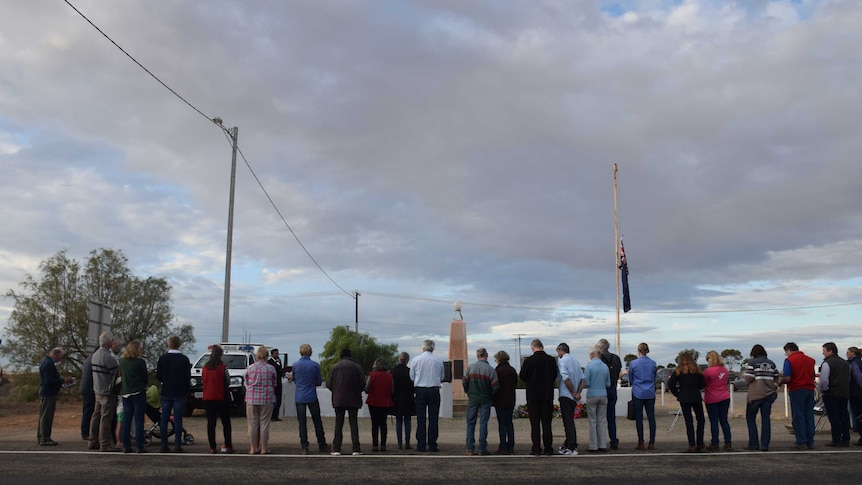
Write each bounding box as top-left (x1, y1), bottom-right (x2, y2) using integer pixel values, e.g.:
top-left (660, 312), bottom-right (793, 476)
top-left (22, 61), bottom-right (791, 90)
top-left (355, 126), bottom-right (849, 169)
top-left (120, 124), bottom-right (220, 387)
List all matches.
top-left (66, 0), bottom-right (353, 300)
top-left (63, 1), bottom-right (861, 318)
top-left (358, 291), bottom-right (862, 315)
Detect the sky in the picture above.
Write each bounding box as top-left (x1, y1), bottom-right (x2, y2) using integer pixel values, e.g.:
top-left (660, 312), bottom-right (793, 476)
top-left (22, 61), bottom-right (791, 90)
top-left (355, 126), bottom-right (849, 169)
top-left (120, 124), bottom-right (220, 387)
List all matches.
top-left (1, 0), bottom-right (860, 370)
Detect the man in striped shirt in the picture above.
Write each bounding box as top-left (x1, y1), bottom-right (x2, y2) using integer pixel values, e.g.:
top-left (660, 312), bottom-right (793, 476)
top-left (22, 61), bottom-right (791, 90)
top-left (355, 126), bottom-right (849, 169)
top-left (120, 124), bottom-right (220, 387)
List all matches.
top-left (462, 348), bottom-right (499, 455)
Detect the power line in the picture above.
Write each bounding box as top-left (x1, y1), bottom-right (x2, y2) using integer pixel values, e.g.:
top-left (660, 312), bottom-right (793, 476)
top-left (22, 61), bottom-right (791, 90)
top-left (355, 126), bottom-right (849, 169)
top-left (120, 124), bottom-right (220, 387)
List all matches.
top-left (65, 0), bottom-right (353, 300)
top-left (63, 0), bottom-right (212, 124)
top-left (359, 291), bottom-right (862, 315)
top-left (232, 143), bottom-right (353, 298)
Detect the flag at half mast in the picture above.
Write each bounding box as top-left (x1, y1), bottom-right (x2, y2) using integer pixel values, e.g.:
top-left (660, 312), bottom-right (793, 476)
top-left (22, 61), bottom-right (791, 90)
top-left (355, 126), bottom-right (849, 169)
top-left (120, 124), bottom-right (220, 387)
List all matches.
top-left (619, 238), bottom-right (631, 313)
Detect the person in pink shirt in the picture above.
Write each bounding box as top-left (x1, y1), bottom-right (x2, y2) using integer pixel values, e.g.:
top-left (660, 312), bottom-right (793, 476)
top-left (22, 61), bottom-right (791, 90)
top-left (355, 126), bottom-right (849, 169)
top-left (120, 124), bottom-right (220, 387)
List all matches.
top-left (703, 350), bottom-right (732, 451)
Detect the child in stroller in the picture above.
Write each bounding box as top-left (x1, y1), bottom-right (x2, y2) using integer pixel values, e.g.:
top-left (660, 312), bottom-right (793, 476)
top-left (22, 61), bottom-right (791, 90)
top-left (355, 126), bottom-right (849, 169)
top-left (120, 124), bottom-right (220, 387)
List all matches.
top-left (143, 385), bottom-right (194, 447)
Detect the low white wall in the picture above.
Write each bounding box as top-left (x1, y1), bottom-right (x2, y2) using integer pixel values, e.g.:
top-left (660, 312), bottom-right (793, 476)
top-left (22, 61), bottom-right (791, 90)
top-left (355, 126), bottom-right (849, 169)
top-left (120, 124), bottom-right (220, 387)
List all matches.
top-left (279, 381), bottom-right (631, 418)
top-left (279, 381), bottom-right (454, 418)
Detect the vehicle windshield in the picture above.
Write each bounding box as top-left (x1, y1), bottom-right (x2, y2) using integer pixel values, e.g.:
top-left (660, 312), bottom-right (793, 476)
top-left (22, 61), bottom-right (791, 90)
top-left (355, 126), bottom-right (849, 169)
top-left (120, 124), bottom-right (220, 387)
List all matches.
top-left (193, 353), bottom-right (249, 370)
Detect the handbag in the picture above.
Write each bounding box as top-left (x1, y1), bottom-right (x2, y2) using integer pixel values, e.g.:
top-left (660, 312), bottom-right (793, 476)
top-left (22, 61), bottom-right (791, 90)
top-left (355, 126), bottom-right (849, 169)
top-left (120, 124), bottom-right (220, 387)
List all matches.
top-left (627, 399), bottom-right (635, 420)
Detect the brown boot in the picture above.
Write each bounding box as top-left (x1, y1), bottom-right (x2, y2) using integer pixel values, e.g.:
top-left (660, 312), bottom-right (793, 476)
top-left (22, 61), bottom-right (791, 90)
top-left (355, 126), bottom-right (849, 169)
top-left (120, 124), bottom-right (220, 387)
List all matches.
top-left (647, 443), bottom-right (655, 450)
top-left (635, 441), bottom-right (645, 451)
top-left (684, 446), bottom-right (697, 453)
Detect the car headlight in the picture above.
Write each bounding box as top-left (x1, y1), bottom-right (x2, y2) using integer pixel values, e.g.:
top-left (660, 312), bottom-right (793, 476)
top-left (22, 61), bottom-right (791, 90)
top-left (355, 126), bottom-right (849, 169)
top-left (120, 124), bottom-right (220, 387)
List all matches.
top-left (189, 377), bottom-right (199, 387)
top-left (229, 376), bottom-right (243, 387)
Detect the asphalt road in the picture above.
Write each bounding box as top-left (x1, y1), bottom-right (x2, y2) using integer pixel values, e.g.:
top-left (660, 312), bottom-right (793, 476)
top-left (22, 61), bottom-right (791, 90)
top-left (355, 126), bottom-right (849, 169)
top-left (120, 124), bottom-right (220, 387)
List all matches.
top-left (2, 396), bottom-right (861, 484)
top-left (1, 448), bottom-right (860, 484)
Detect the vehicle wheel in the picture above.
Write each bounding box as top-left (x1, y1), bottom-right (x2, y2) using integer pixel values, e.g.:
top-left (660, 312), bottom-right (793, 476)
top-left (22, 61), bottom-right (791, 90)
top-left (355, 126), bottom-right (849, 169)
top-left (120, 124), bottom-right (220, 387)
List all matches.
top-left (183, 433), bottom-right (195, 446)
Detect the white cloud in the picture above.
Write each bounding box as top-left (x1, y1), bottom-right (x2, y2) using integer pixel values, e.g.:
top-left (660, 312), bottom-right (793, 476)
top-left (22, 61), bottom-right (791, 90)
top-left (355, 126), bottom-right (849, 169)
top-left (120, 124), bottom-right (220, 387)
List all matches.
top-left (1, 0), bottom-right (861, 367)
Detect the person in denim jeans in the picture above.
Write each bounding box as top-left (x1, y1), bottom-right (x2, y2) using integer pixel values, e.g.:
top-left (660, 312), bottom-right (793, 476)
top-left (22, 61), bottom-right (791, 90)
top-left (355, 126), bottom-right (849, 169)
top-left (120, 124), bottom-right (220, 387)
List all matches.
top-left (462, 348), bottom-right (499, 455)
top-left (780, 342), bottom-right (816, 449)
top-left (289, 344), bottom-right (329, 454)
top-left (410, 339), bottom-right (444, 452)
top-left (156, 335), bottom-right (191, 453)
top-left (629, 342), bottom-right (657, 450)
top-left (703, 350), bottom-right (732, 451)
top-left (743, 344), bottom-right (779, 451)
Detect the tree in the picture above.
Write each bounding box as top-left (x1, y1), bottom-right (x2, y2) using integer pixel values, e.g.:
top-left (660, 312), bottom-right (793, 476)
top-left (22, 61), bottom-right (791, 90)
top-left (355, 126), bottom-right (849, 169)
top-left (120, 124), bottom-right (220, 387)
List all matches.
top-left (623, 353), bottom-right (637, 369)
top-left (675, 348), bottom-right (700, 365)
top-left (3, 249), bottom-right (194, 375)
top-left (719, 349), bottom-right (743, 371)
top-left (319, 325), bottom-right (398, 378)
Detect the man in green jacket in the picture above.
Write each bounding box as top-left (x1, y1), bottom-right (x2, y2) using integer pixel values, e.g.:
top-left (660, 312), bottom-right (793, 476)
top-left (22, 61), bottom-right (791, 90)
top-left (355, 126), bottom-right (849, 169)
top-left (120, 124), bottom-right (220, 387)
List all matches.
top-left (462, 347), bottom-right (499, 455)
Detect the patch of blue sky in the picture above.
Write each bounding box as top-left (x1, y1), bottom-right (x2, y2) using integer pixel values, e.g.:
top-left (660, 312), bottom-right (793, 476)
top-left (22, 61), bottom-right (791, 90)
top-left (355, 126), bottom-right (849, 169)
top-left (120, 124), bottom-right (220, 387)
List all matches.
top-left (0, 117), bottom-right (32, 146)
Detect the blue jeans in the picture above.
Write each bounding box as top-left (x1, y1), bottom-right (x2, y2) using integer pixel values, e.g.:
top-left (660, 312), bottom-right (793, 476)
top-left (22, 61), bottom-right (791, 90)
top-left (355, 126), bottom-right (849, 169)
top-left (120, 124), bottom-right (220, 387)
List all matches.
top-left (632, 397), bottom-right (656, 444)
top-left (823, 395), bottom-right (851, 444)
top-left (705, 398), bottom-right (731, 446)
top-left (296, 400), bottom-right (327, 449)
top-left (415, 387), bottom-right (440, 451)
top-left (746, 393), bottom-right (776, 450)
top-left (606, 385), bottom-right (618, 446)
top-left (494, 406), bottom-right (514, 452)
top-left (789, 389), bottom-right (815, 446)
top-left (160, 396), bottom-right (186, 447)
top-left (465, 400), bottom-right (491, 452)
top-left (395, 415), bottom-right (412, 447)
top-left (122, 393), bottom-right (146, 451)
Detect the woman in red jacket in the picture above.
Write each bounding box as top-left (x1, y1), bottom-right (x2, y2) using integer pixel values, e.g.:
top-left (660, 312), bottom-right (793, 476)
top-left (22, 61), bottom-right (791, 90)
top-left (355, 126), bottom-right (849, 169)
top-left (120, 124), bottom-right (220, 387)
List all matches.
top-left (202, 345), bottom-right (233, 454)
top-left (365, 358), bottom-right (394, 452)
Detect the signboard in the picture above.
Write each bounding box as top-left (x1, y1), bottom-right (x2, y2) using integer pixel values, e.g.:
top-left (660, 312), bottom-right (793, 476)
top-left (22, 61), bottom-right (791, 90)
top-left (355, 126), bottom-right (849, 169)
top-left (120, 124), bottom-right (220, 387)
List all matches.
top-left (87, 300), bottom-right (112, 350)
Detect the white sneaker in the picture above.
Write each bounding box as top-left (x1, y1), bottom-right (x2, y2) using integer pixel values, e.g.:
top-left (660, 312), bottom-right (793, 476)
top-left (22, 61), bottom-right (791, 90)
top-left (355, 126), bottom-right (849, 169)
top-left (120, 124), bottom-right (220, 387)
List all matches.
top-left (559, 448), bottom-right (574, 455)
top-left (570, 448), bottom-right (579, 456)
top-left (352, 451), bottom-right (363, 455)
top-left (330, 451), bottom-right (341, 456)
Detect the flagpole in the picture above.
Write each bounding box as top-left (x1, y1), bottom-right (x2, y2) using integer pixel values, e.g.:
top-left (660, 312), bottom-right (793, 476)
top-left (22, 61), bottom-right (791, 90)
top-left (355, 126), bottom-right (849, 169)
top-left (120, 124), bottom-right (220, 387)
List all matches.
top-left (614, 163), bottom-right (621, 354)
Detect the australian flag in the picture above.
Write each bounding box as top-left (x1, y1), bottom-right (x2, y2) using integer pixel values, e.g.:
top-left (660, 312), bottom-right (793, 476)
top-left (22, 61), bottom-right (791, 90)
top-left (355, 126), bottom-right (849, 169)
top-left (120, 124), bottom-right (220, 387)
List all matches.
top-left (619, 238), bottom-right (631, 313)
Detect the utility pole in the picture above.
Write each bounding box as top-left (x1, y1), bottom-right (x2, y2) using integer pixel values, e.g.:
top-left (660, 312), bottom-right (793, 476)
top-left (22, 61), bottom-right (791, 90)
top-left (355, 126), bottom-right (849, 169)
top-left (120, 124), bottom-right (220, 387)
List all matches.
top-left (213, 117), bottom-right (239, 343)
top-left (354, 291), bottom-right (360, 333)
top-left (514, 333), bottom-right (527, 365)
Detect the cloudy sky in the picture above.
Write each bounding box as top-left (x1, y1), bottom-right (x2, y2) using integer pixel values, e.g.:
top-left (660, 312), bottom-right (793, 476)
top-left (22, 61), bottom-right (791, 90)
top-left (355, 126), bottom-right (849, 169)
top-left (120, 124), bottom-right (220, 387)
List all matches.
top-left (1, 0), bottom-right (860, 369)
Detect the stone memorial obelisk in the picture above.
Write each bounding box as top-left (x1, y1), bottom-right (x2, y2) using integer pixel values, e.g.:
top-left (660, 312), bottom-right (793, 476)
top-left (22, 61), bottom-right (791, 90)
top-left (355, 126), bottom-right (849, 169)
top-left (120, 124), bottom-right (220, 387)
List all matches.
top-left (449, 301), bottom-right (468, 402)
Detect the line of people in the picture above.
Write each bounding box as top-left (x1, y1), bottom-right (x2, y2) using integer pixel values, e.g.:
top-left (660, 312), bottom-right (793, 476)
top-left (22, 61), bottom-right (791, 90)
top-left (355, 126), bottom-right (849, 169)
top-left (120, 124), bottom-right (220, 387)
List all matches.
top-left (42, 336), bottom-right (862, 455)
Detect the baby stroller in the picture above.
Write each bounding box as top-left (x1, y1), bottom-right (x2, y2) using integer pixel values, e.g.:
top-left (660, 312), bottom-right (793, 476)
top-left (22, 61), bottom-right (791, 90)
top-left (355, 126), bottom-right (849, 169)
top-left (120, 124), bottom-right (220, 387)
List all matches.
top-left (142, 385), bottom-right (194, 447)
top-left (143, 403), bottom-right (194, 447)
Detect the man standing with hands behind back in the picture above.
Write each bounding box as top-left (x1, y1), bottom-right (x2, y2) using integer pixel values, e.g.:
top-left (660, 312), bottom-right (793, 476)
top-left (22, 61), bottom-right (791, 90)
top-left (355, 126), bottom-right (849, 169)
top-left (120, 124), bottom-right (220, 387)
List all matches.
top-left (519, 339), bottom-right (559, 456)
top-left (156, 335), bottom-right (191, 453)
top-left (556, 343), bottom-right (583, 455)
top-left (410, 339), bottom-right (445, 453)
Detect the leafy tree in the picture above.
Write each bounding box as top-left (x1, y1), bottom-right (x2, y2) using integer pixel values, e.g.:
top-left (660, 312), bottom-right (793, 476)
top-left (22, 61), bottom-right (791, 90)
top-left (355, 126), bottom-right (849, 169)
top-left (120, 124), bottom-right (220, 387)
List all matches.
top-left (675, 348), bottom-right (700, 365)
top-left (319, 325), bottom-right (398, 378)
top-left (720, 349), bottom-right (744, 372)
top-left (3, 249), bottom-right (194, 376)
top-left (623, 353), bottom-right (637, 369)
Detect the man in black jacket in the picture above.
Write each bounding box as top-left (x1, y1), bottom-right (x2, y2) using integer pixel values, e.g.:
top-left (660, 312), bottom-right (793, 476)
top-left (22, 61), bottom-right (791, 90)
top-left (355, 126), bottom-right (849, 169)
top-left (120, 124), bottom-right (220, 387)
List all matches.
top-left (820, 342), bottom-right (851, 446)
top-left (38, 347), bottom-right (71, 446)
top-left (519, 339), bottom-right (559, 455)
top-left (156, 335), bottom-right (191, 452)
top-left (268, 348), bottom-right (284, 421)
